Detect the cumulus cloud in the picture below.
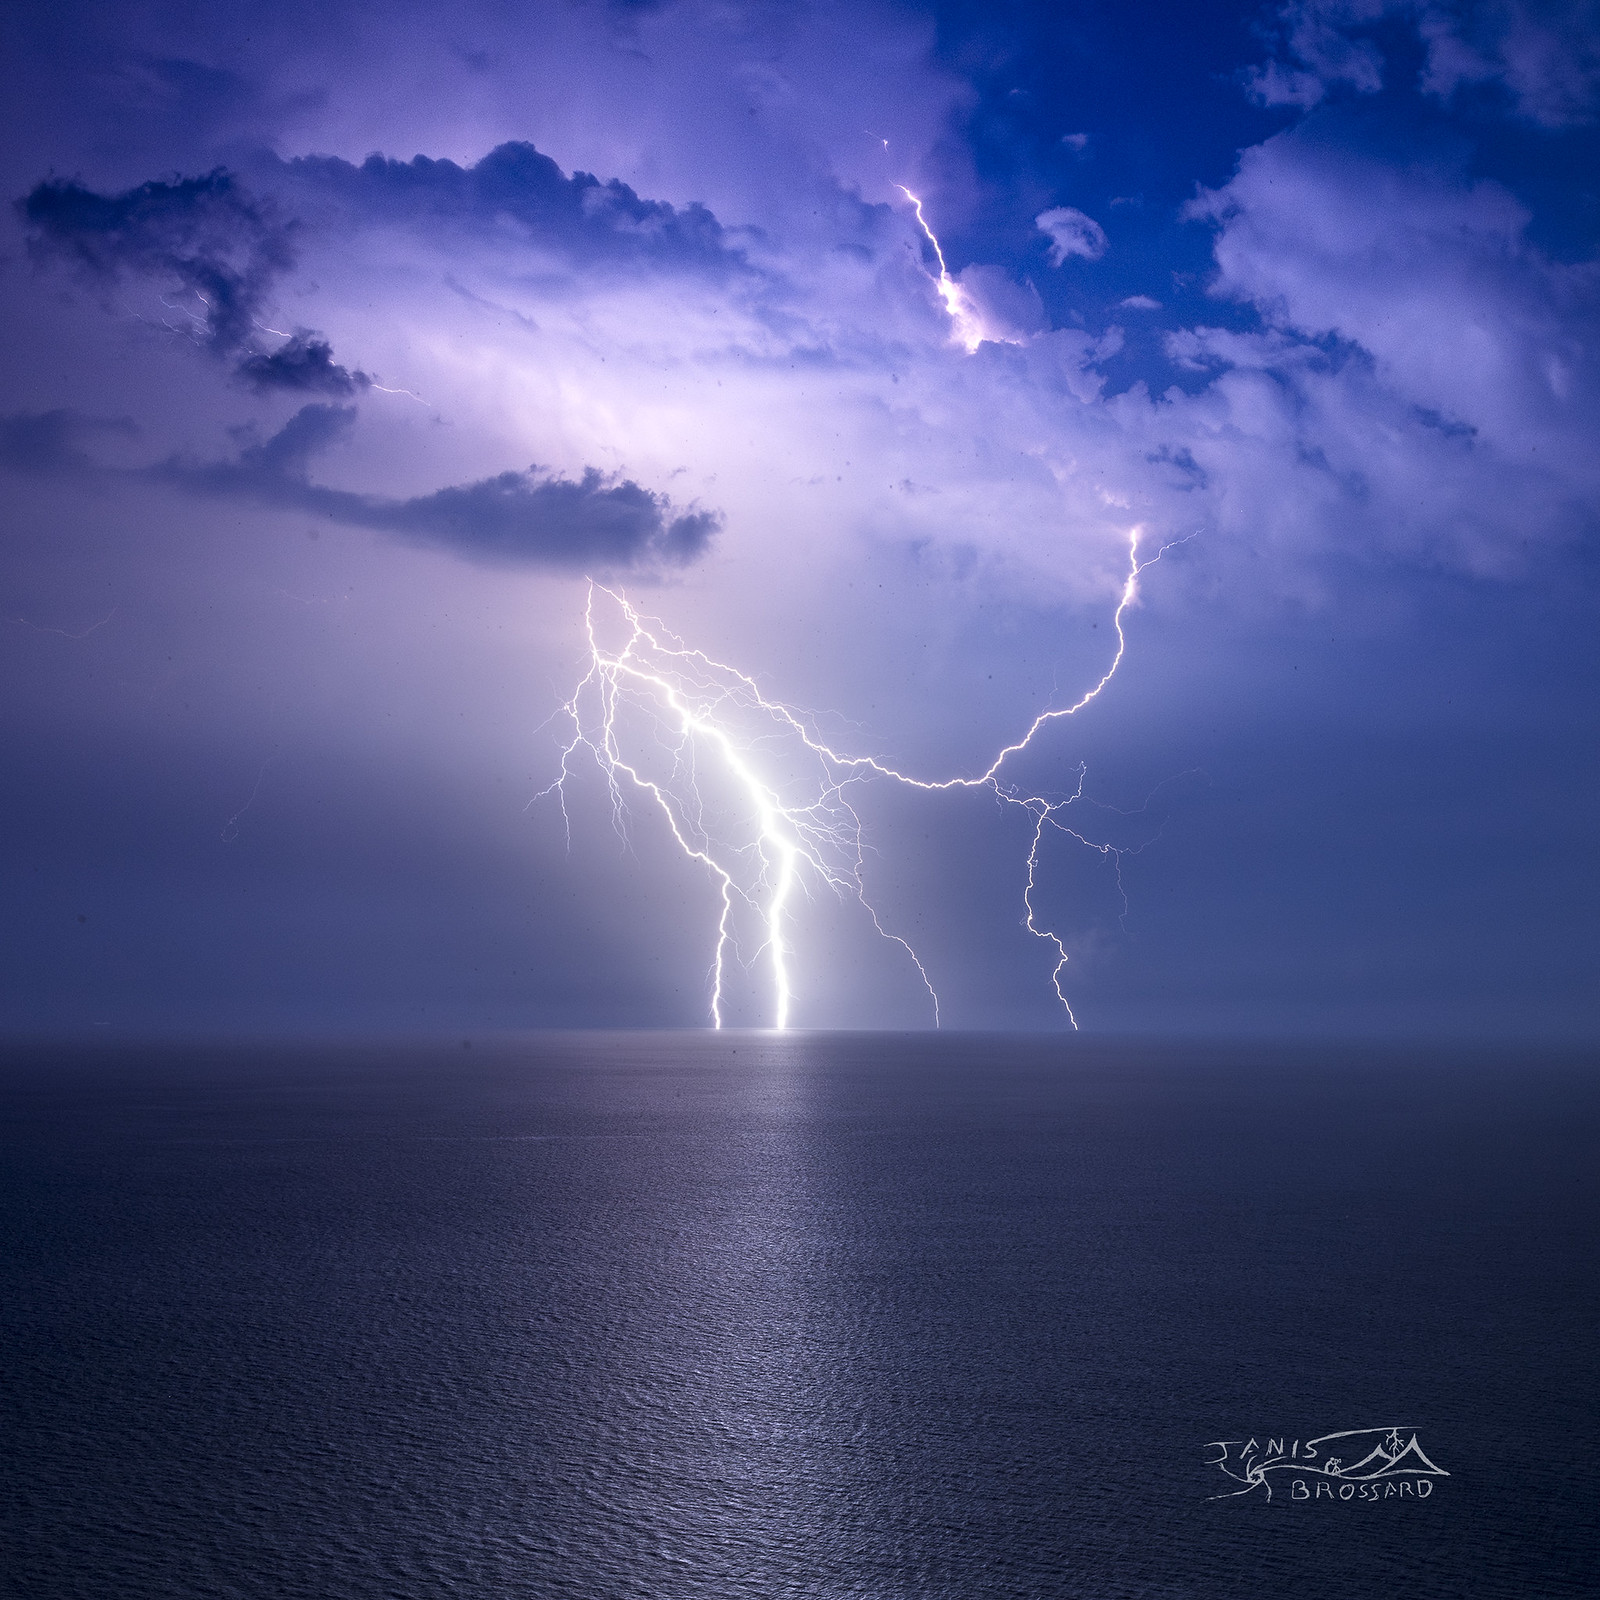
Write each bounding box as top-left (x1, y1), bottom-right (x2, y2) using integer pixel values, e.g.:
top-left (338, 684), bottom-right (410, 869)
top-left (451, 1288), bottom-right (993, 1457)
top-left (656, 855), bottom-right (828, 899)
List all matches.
top-left (1244, 58), bottom-right (1345, 109)
top-left (953, 265), bottom-right (1047, 344)
top-left (14, 142), bottom-right (746, 569)
top-left (1119, 115), bottom-right (1600, 577)
top-left (270, 141), bottom-right (750, 277)
top-left (1243, 0), bottom-right (1385, 107)
top-left (1186, 122), bottom-right (1600, 467)
top-left (1145, 325), bottom-right (1573, 575)
top-left (13, 83), bottom-right (1595, 616)
top-left (1036, 206), bottom-right (1108, 265)
top-left (771, 110), bottom-right (1597, 600)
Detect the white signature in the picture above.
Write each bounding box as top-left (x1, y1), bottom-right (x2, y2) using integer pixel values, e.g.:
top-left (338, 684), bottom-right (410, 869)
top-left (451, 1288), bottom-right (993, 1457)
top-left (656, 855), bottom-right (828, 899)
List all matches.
top-left (1205, 1427), bottom-right (1449, 1502)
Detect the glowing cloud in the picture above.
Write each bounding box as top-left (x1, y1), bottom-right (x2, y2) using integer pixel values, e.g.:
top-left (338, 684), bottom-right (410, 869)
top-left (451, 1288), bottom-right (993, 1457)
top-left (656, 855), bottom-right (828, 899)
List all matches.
top-left (1036, 205), bottom-right (1108, 265)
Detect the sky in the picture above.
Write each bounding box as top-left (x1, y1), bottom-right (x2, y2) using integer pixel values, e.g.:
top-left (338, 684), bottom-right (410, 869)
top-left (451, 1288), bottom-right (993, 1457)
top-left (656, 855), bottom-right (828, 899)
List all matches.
top-left (1, 0), bottom-right (1596, 1036)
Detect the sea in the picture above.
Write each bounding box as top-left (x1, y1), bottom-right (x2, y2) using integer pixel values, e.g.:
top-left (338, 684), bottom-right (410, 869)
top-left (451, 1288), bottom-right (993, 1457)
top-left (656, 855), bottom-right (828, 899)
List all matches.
top-left (1, 1033), bottom-right (1595, 1599)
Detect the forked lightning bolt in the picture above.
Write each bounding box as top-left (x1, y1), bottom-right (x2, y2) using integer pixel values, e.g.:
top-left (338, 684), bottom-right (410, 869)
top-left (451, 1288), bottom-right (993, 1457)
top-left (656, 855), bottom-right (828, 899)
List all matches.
top-left (541, 193), bottom-right (1185, 1030)
top-left (539, 584), bottom-right (939, 1031)
top-left (541, 528), bottom-right (1182, 1030)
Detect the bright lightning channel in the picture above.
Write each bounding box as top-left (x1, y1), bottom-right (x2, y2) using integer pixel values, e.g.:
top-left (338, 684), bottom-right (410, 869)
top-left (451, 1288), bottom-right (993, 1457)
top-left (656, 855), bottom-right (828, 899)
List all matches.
top-left (540, 585), bottom-right (939, 1032)
top-left (541, 193), bottom-right (1185, 1031)
top-left (898, 186), bottom-right (986, 353)
top-left (542, 528), bottom-right (1179, 1032)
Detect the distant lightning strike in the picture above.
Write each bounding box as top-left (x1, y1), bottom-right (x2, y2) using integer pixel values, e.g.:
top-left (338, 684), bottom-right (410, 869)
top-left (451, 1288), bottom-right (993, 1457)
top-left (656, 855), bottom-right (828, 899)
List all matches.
top-left (898, 186), bottom-right (986, 352)
top-left (543, 194), bottom-right (1184, 1030)
top-left (544, 528), bottom-right (1180, 1030)
top-left (540, 587), bottom-right (939, 1030)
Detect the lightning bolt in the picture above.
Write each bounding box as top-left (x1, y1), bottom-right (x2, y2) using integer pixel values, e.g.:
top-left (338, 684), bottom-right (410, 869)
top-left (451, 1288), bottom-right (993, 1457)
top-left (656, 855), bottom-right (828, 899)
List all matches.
top-left (539, 585), bottom-right (940, 1030)
top-left (542, 527), bottom-right (1185, 1030)
top-left (541, 193), bottom-right (1189, 1030)
top-left (898, 186), bottom-right (987, 353)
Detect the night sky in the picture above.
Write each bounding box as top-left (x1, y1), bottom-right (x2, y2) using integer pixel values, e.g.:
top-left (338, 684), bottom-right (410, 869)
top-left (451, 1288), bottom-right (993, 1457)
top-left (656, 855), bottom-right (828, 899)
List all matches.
top-left (2, 0), bottom-right (1596, 1035)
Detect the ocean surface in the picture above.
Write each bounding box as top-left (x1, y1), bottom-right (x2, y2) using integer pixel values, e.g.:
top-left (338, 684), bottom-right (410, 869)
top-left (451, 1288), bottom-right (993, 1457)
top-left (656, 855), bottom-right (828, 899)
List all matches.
top-left (1, 1034), bottom-right (1596, 1599)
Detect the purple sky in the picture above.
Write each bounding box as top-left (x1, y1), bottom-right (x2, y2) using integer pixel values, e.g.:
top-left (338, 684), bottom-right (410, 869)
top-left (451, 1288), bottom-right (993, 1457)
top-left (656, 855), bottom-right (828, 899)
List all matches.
top-left (2, 0), bottom-right (1597, 1034)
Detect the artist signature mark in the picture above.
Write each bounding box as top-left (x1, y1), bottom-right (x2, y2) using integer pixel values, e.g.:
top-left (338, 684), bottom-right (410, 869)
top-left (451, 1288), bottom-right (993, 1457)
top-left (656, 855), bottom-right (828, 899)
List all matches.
top-left (1205, 1427), bottom-right (1449, 1502)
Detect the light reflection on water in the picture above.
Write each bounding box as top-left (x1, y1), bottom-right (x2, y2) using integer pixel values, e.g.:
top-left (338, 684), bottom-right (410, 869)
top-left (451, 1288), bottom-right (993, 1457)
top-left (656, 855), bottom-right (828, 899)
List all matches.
top-left (1, 1032), bottom-right (1596, 1598)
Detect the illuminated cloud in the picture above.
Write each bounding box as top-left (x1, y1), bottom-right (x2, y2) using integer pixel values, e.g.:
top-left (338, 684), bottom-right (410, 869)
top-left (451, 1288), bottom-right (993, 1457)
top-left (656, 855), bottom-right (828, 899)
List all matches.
top-left (1035, 205), bottom-right (1109, 264)
top-left (13, 101), bottom-right (1595, 602)
top-left (2, 0), bottom-right (1596, 1031)
top-left (1182, 116), bottom-right (1600, 547)
top-left (271, 142), bottom-right (748, 277)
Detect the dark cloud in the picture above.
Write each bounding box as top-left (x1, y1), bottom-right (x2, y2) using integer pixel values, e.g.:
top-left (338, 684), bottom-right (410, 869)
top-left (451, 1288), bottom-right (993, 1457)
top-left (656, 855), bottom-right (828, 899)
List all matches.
top-left (155, 405), bottom-right (719, 568)
top-left (18, 171), bottom-right (369, 394)
top-left (0, 402), bottom-right (718, 568)
top-left (375, 467), bottom-right (718, 565)
top-left (236, 332), bottom-right (371, 396)
top-left (20, 170), bottom-right (296, 354)
top-left (275, 141), bottom-right (747, 276)
top-left (18, 142), bottom-right (745, 406)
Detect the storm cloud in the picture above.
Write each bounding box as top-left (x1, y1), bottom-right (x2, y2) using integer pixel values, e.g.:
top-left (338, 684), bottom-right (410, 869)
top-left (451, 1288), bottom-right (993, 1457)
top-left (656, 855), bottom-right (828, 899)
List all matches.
top-left (19, 139), bottom-right (751, 408)
top-left (19, 170), bottom-right (369, 392)
top-left (153, 404), bottom-right (717, 568)
top-left (272, 141), bottom-right (749, 277)
top-left (0, 399), bottom-right (717, 568)
top-left (235, 332), bottom-right (372, 396)
top-left (2, 0), bottom-right (1597, 1035)
top-left (21, 169), bottom-right (295, 353)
